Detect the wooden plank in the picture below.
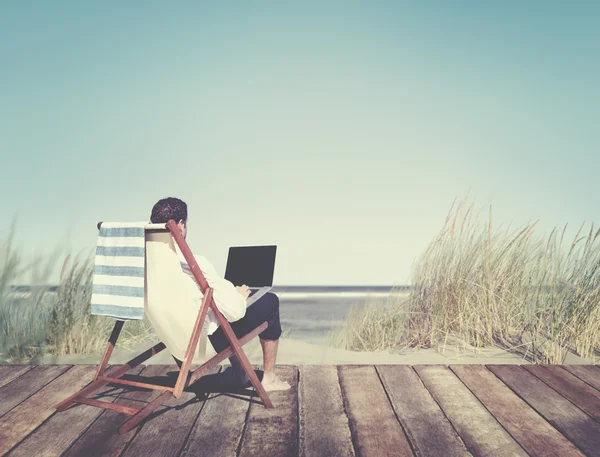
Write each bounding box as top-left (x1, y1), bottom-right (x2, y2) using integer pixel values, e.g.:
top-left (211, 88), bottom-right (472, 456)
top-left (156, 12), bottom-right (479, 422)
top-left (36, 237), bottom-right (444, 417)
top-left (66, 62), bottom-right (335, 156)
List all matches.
top-left (414, 365), bottom-right (527, 457)
top-left (338, 365), bottom-right (412, 457)
top-left (451, 365), bottom-right (585, 457)
top-left (5, 366), bottom-right (144, 457)
top-left (378, 365), bottom-right (471, 457)
top-left (121, 366), bottom-right (217, 457)
top-left (298, 365), bottom-right (355, 457)
top-left (180, 367), bottom-right (255, 457)
top-left (524, 365), bottom-right (600, 420)
top-left (0, 365), bottom-right (96, 456)
top-left (61, 365), bottom-right (172, 457)
top-left (0, 365), bottom-right (71, 417)
top-left (488, 365), bottom-right (600, 457)
top-left (239, 366), bottom-right (298, 457)
top-left (561, 365), bottom-right (600, 391)
top-left (0, 365), bottom-right (34, 389)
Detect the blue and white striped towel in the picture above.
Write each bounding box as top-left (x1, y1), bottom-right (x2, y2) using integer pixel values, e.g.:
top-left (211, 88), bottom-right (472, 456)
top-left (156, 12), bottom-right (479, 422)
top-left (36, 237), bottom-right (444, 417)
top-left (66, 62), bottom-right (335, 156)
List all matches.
top-left (91, 222), bottom-right (147, 320)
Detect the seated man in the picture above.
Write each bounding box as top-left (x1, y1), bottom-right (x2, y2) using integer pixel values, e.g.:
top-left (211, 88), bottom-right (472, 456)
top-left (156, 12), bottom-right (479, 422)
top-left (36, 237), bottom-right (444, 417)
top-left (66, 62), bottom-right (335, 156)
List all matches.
top-left (150, 197), bottom-right (290, 392)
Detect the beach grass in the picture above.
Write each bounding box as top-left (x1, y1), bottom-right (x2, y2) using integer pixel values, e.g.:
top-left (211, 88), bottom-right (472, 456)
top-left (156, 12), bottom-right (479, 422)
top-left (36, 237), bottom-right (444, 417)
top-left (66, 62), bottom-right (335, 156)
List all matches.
top-left (45, 255), bottom-right (156, 358)
top-left (0, 220), bottom-right (56, 363)
top-left (329, 194), bottom-right (600, 364)
top-left (327, 290), bottom-right (410, 352)
top-left (0, 225), bottom-right (155, 363)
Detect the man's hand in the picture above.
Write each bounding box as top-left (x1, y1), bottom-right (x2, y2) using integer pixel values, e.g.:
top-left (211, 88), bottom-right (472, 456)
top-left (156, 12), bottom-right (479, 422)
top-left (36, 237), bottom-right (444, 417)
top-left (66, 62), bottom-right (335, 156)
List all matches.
top-left (235, 285), bottom-right (251, 300)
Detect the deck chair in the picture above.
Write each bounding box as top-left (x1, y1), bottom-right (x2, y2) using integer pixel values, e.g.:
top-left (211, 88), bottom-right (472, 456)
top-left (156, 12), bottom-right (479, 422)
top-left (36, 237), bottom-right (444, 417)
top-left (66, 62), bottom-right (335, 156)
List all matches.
top-left (55, 219), bottom-right (273, 435)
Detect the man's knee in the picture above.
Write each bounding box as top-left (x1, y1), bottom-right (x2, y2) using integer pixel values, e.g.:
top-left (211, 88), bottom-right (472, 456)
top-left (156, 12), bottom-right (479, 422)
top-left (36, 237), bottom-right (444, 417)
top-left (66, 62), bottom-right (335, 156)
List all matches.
top-left (260, 292), bottom-right (279, 317)
top-left (264, 292), bottom-right (279, 306)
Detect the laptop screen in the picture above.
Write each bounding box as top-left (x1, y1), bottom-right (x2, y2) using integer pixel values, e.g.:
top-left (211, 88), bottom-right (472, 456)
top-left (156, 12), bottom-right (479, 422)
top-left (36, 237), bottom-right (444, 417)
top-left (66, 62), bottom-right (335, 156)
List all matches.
top-left (224, 245), bottom-right (277, 287)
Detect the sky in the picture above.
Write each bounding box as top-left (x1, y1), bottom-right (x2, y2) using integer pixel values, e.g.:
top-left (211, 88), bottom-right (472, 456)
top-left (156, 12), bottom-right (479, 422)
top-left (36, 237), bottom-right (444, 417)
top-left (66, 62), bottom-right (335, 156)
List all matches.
top-left (1, 1), bottom-right (598, 286)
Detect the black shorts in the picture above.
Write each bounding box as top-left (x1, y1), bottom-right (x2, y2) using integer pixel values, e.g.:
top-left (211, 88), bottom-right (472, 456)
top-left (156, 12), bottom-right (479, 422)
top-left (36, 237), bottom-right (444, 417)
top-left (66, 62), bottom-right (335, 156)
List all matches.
top-left (208, 292), bottom-right (282, 353)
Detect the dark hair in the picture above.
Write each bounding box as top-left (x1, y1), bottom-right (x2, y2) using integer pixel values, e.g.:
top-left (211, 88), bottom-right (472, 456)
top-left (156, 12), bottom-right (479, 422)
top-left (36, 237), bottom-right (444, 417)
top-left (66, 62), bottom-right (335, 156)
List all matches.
top-left (150, 197), bottom-right (188, 224)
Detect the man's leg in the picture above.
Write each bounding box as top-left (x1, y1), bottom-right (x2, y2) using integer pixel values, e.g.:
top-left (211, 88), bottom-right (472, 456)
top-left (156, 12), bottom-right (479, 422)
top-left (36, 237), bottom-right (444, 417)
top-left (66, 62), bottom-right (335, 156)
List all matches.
top-left (260, 337), bottom-right (290, 391)
top-left (208, 292), bottom-right (290, 391)
top-left (228, 337), bottom-right (289, 391)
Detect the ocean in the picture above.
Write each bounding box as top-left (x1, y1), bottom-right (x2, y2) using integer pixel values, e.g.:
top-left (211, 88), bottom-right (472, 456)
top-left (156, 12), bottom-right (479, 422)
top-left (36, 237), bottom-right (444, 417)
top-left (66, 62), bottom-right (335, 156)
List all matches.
top-left (272, 286), bottom-right (410, 344)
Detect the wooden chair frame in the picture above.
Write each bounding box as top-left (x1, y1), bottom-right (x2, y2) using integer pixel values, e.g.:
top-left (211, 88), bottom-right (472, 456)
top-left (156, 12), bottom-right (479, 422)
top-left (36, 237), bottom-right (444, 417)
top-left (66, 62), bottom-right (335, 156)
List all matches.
top-left (55, 219), bottom-right (273, 434)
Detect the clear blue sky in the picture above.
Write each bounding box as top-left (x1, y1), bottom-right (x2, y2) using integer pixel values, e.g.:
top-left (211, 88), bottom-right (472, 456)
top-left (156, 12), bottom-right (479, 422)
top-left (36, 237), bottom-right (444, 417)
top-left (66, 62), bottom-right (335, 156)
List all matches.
top-left (1, 1), bottom-right (598, 285)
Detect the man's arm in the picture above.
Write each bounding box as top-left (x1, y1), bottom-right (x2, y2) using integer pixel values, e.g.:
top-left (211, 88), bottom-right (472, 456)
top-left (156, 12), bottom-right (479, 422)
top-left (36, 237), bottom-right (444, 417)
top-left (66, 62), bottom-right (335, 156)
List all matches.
top-left (181, 255), bottom-right (246, 322)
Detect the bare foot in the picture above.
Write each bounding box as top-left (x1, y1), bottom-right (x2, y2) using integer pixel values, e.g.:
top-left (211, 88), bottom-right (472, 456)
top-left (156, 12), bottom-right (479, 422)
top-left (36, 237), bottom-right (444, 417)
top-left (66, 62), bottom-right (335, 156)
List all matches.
top-left (261, 373), bottom-right (291, 392)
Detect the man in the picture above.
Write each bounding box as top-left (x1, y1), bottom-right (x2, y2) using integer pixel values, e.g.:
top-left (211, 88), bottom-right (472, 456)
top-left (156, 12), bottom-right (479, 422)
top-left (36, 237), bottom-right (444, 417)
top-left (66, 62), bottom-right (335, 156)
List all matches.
top-left (150, 197), bottom-right (290, 392)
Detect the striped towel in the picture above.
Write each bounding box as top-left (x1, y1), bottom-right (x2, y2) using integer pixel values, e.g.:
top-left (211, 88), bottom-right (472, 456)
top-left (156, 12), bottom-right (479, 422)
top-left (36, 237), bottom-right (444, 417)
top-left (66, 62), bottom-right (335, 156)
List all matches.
top-left (91, 222), bottom-right (147, 320)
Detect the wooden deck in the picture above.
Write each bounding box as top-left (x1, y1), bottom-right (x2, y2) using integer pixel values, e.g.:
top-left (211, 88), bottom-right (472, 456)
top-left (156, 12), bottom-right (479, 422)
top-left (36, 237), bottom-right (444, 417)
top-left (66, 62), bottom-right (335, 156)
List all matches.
top-left (0, 364), bottom-right (599, 457)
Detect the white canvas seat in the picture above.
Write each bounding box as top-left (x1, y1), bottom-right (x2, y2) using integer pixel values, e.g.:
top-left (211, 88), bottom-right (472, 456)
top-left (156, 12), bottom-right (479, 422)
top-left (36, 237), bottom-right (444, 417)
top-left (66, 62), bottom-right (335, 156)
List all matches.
top-left (144, 227), bottom-right (208, 362)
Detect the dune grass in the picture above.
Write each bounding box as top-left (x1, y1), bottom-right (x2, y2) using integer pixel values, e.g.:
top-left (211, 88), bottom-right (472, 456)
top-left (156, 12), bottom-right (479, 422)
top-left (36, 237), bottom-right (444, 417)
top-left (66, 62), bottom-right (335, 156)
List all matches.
top-left (329, 194), bottom-right (600, 364)
top-left (45, 255), bottom-right (156, 358)
top-left (0, 221), bottom-right (56, 363)
top-left (0, 225), bottom-right (155, 363)
top-left (327, 290), bottom-right (410, 352)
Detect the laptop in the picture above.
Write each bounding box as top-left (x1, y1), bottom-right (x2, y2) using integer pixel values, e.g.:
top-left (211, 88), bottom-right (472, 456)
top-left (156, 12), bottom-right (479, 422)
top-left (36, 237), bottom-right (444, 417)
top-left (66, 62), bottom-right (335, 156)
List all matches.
top-left (224, 245), bottom-right (277, 307)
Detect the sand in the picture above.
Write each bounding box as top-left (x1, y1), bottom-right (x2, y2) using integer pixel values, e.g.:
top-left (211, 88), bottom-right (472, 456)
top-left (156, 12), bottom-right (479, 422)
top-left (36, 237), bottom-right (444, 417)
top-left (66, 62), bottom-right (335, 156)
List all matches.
top-left (37, 337), bottom-right (599, 366)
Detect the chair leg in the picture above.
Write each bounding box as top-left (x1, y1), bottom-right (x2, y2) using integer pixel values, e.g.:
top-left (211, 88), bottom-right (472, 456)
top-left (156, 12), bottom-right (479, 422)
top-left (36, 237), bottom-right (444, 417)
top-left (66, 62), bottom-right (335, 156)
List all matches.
top-left (118, 391), bottom-right (173, 435)
top-left (56, 341), bottom-right (166, 412)
top-left (56, 377), bottom-right (112, 412)
top-left (95, 320), bottom-right (124, 380)
top-left (57, 321), bottom-right (124, 412)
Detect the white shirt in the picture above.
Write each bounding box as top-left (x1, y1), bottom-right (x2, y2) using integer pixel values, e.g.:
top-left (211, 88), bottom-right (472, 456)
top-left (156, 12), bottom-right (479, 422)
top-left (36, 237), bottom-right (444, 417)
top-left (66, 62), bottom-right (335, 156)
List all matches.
top-left (177, 250), bottom-right (246, 335)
